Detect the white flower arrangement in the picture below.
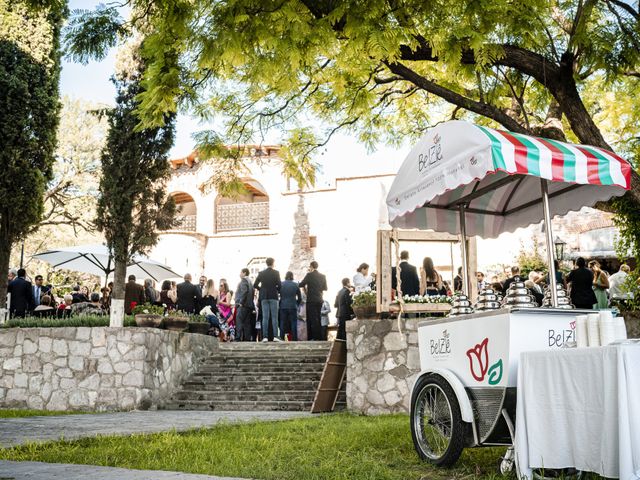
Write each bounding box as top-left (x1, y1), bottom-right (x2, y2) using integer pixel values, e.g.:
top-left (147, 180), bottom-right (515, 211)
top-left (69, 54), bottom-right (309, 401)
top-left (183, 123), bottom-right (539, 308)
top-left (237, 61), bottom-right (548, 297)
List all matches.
top-left (401, 294), bottom-right (452, 304)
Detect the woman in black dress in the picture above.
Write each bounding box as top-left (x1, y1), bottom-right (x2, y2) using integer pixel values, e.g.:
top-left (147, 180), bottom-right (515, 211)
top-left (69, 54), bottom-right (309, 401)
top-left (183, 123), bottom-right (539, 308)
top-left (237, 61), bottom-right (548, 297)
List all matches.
top-left (566, 257), bottom-right (597, 309)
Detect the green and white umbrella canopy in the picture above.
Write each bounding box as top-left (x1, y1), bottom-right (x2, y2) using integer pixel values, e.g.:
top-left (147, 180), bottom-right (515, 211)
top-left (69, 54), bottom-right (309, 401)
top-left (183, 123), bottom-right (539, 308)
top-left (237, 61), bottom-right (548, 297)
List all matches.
top-left (387, 120), bottom-right (631, 239)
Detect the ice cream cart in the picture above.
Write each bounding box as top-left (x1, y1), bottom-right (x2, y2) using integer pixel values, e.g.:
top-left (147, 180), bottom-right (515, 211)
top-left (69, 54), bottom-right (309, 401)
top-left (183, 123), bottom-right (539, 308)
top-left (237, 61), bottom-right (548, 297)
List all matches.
top-left (386, 121), bottom-right (631, 469)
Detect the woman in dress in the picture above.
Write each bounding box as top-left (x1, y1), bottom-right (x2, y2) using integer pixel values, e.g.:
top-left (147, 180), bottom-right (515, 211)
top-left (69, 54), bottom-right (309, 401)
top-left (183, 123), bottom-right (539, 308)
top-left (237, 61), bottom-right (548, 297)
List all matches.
top-left (589, 260), bottom-right (610, 309)
top-left (420, 257), bottom-right (444, 296)
top-left (352, 263), bottom-right (373, 293)
top-left (217, 279), bottom-right (234, 341)
top-left (159, 280), bottom-right (176, 311)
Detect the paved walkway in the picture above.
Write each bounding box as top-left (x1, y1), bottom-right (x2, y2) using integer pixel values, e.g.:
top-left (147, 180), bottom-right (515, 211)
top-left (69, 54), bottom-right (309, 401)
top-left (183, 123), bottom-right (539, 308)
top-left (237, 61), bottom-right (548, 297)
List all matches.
top-left (0, 410), bottom-right (311, 448)
top-left (0, 460), bottom-right (247, 479)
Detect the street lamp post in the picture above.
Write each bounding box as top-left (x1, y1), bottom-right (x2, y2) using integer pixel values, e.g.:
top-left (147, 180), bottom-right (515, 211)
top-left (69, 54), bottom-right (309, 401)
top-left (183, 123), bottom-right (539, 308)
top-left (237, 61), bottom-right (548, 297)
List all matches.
top-left (554, 236), bottom-right (567, 262)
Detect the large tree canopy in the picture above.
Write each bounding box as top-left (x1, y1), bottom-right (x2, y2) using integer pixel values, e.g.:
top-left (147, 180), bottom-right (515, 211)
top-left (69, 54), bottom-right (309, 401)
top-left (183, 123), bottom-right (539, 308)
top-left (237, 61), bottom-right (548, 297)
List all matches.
top-left (0, 0), bottom-right (65, 307)
top-left (66, 1), bottom-right (640, 191)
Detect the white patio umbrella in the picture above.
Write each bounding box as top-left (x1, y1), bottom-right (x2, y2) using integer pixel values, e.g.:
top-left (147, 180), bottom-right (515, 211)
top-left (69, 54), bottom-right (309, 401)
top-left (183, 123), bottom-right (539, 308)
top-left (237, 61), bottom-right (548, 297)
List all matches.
top-left (386, 120), bottom-right (631, 305)
top-left (32, 244), bottom-right (181, 282)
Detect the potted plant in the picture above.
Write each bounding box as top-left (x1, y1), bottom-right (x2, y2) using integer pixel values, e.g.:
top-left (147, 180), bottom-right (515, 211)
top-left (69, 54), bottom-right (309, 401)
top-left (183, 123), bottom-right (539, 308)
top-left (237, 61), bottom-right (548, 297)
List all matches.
top-left (352, 289), bottom-right (378, 319)
top-left (164, 310), bottom-right (190, 332)
top-left (611, 275), bottom-right (640, 338)
top-left (132, 303), bottom-right (164, 328)
top-left (188, 314), bottom-right (210, 335)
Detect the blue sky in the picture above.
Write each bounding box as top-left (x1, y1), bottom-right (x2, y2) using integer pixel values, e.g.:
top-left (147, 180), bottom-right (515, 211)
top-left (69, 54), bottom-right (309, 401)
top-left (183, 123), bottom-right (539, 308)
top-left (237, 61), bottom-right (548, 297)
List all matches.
top-left (60, 1), bottom-right (407, 184)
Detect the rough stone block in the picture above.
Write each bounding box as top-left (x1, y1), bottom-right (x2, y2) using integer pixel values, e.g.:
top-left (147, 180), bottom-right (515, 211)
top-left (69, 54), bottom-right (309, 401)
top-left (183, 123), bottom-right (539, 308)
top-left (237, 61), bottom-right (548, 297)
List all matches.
top-left (41, 382), bottom-right (52, 403)
top-left (28, 375), bottom-right (43, 393)
top-left (389, 364), bottom-right (411, 379)
top-left (78, 373), bottom-right (100, 390)
top-left (0, 331), bottom-right (16, 346)
top-left (132, 332), bottom-right (147, 345)
top-left (114, 362), bottom-right (131, 374)
top-left (56, 368), bottom-right (73, 379)
top-left (13, 345), bottom-right (22, 357)
top-left (39, 337), bottom-right (53, 353)
top-left (59, 378), bottom-right (76, 391)
top-left (383, 389), bottom-right (403, 407)
top-left (97, 388), bottom-right (117, 405)
top-left (76, 327), bottom-right (91, 341)
top-left (354, 336), bottom-right (381, 361)
top-left (69, 356), bottom-right (85, 371)
top-left (376, 373), bottom-right (396, 393)
top-left (13, 373), bottom-right (28, 388)
top-left (91, 347), bottom-right (107, 357)
top-left (69, 341), bottom-right (90, 357)
top-left (52, 339), bottom-right (68, 356)
top-left (69, 390), bottom-right (89, 408)
top-left (6, 388), bottom-right (27, 404)
top-left (23, 339), bottom-right (38, 355)
top-left (26, 395), bottom-right (44, 410)
top-left (53, 356), bottom-right (67, 367)
top-left (365, 389), bottom-right (384, 406)
top-left (0, 375), bottom-right (14, 389)
top-left (97, 360), bottom-right (114, 374)
top-left (383, 332), bottom-right (407, 351)
top-left (46, 391), bottom-right (67, 410)
top-left (92, 328), bottom-right (106, 347)
top-left (3, 357), bottom-right (21, 370)
top-left (23, 356), bottom-right (42, 373)
top-left (406, 348), bottom-right (420, 370)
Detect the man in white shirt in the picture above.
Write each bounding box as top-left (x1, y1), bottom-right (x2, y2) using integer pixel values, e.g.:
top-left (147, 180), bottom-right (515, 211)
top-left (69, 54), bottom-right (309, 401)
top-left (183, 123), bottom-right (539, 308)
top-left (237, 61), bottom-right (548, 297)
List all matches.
top-left (608, 264), bottom-right (631, 299)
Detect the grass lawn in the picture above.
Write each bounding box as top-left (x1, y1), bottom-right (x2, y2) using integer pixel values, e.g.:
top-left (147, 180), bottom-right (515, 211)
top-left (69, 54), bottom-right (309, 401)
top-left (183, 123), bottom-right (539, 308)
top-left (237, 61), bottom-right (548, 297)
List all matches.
top-left (0, 409), bottom-right (93, 418)
top-left (0, 413), bottom-right (506, 480)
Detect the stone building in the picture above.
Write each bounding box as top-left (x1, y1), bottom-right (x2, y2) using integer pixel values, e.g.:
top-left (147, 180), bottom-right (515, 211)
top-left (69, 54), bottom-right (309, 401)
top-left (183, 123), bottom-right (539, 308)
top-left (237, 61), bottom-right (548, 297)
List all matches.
top-left (151, 146), bottom-right (396, 297)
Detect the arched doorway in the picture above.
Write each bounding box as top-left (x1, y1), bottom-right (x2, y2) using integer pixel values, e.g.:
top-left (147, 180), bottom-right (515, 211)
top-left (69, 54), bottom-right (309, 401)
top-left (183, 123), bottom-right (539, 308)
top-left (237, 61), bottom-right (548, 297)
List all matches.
top-left (215, 179), bottom-right (269, 232)
top-left (170, 192), bottom-right (197, 232)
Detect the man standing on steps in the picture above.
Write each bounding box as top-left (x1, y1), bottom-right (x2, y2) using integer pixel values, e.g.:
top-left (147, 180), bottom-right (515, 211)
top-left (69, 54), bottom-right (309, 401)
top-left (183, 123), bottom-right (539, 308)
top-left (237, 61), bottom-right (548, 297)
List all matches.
top-left (235, 268), bottom-right (255, 341)
top-left (299, 261), bottom-right (327, 341)
top-left (253, 257), bottom-right (282, 342)
top-left (177, 273), bottom-right (202, 314)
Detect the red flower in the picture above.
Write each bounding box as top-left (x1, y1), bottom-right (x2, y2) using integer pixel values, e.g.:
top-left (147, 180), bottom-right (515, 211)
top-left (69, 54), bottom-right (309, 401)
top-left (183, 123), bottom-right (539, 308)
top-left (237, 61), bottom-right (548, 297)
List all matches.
top-left (466, 338), bottom-right (489, 382)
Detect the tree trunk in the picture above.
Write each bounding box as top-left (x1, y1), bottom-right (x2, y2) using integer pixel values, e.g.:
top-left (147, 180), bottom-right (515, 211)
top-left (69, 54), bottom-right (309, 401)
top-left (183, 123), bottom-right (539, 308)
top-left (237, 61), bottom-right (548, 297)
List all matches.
top-left (0, 230), bottom-right (11, 314)
top-left (109, 257), bottom-right (127, 327)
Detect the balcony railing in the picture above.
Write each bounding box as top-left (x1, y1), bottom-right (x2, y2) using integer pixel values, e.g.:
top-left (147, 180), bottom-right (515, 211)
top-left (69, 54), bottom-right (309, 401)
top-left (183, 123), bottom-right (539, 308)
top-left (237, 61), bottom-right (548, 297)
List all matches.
top-left (171, 214), bottom-right (197, 232)
top-left (216, 202), bottom-right (269, 232)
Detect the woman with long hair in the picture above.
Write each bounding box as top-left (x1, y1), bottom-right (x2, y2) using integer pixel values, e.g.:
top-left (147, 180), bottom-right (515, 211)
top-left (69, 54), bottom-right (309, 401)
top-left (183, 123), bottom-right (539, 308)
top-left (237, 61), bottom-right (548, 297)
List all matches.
top-left (217, 278), bottom-right (235, 341)
top-left (420, 256), bottom-right (444, 296)
top-left (159, 280), bottom-right (176, 311)
top-left (201, 279), bottom-right (219, 309)
top-left (589, 260), bottom-right (610, 309)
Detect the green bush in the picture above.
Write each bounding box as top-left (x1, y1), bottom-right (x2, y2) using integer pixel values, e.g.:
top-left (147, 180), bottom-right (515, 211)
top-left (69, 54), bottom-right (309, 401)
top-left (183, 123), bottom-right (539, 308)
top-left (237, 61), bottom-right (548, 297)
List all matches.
top-left (2, 315), bottom-right (136, 328)
top-left (132, 303), bottom-right (164, 315)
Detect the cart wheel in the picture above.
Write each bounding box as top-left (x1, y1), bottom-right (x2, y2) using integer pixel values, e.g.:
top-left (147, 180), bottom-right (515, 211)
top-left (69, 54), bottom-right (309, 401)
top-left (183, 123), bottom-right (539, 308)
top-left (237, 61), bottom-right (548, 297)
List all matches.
top-left (497, 447), bottom-right (515, 476)
top-left (410, 374), bottom-right (465, 466)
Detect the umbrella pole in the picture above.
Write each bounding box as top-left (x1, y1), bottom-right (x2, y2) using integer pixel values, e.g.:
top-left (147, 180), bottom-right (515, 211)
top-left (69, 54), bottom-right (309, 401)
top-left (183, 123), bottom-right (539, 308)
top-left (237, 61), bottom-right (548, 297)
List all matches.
top-left (459, 205), bottom-right (470, 296)
top-left (540, 180), bottom-right (559, 307)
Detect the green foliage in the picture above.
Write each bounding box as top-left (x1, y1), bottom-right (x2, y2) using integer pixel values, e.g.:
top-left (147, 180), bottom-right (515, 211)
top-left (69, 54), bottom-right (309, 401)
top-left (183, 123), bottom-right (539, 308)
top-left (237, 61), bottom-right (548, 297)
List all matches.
top-left (516, 239), bottom-right (548, 279)
top-left (96, 46), bottom-right (176, 266)
top-left (612, 194), bottom-right (640, 311)
top-left (1, 315), bottom-right (136, 328)
top-left (0, 409), bottom-right (93, 418)
top-left (0, 413), bottom-right (505, 480)
top-left (0, 0), bottom-right (65, 307)
top-left (132, 303), bottom-right (164, 316)
top-left (351, 290), bottom-right (376, 307)
top-left (64, 5), bottom-right (126, 65)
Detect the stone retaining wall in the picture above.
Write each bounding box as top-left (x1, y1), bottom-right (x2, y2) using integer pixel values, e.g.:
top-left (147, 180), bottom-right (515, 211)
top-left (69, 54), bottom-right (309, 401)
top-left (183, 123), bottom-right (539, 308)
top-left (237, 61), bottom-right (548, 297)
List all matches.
top-left (345, 318), bottom-right (421, 415)
top-left (0, 327), bottom-right (217, 411)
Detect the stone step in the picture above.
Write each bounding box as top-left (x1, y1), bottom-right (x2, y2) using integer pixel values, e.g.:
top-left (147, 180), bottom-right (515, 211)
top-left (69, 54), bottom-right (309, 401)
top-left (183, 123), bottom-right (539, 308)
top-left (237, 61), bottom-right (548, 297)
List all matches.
top-left (182, 380), bottom-right (320, 391)
top-left (195, 364), bottom-right (324, 373)
top-left (201, 356), bottom-right (328, 364)
top-left (218, 341), bottom-right (332, 351)
top-left (190, 373), bottom-right (324, 383)
top-left (173, 391), bottom-right (317, 402)
top-left (163, 399), bottom-right (345, 411)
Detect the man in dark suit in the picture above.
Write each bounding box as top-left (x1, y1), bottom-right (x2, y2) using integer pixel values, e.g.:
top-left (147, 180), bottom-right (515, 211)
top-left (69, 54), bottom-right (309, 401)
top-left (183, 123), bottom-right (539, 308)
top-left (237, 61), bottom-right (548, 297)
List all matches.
top-left (176, 273), bottom-right (202, 314)
top-left (253, 257), bottom-right (282, 342)
top-left (299, 261), bottom-right (327, 341)
top-left (501, 266), bottom-right (521, 295)
top-left (32, 275), bottom-right (51, 308)
top-left (8, 268), bottom-right (34, 318)
top-left (279, 271), bottom-right (301, 340)
top-left (391, 250), bottom-right (420, 297)
top-left (124, 275), bottom-right (145, 314)
top-left (234, 268), bottom-right (255, 341)
top-left (335, 278), bottom-right (354, 340)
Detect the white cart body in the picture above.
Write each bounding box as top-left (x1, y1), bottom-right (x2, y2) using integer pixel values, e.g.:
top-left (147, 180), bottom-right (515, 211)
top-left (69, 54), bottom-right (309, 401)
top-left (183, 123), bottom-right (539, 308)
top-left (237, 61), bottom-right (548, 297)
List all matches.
top-left (417, 308), bottom-right (583, 446)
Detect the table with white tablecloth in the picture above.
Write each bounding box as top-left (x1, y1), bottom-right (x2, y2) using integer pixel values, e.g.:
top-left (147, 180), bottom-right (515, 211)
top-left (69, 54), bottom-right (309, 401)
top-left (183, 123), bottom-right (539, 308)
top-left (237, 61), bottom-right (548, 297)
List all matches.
top-left (515, 344), bottom-right (640, 480)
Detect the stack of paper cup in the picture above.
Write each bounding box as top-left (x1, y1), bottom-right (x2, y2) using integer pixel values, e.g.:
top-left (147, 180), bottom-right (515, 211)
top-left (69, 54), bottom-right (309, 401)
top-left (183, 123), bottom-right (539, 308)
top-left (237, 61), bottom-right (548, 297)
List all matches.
top-left (599, 310), bottom-right (616, 346)
top-left (587, 313), bottom-right (601, 347)
top-left (575, 315), bottom-right (588, 348)
top-left (614, 316), bottom-right (628, 341)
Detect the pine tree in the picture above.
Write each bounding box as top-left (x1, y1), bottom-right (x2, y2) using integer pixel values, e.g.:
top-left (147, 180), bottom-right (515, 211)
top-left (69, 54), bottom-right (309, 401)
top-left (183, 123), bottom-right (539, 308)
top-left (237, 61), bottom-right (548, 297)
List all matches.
top-left (0, 0), bottom-right (66, 309)
top-left (97, 47), bottom-right (175, 326)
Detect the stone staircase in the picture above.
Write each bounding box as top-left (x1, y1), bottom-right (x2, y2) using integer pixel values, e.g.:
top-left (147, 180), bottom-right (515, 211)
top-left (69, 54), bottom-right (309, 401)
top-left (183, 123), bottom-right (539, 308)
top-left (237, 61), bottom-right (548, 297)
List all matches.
top-left (164, 341), bottom-right (346, 411)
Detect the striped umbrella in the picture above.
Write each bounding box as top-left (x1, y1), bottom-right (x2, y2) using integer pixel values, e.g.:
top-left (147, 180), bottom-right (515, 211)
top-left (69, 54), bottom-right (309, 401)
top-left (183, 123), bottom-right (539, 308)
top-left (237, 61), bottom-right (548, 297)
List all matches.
top-left (386, 120), bottom-right (631, 239)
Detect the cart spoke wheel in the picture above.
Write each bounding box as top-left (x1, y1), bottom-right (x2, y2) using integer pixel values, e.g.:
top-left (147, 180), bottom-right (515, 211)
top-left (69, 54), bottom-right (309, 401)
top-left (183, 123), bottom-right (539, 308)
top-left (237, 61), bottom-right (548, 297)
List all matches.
top-left (411, 374), bottom-right (466, 467)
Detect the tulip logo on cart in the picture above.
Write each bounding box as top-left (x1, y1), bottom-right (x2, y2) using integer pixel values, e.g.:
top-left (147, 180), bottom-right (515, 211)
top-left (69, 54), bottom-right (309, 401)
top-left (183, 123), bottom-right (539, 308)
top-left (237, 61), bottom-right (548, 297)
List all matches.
top-left (430, 329), bottom-right (451, 357)
top-left (466, 337), bottom-right (503, 385)
top-left (417, 133), bottom-right (443, 173)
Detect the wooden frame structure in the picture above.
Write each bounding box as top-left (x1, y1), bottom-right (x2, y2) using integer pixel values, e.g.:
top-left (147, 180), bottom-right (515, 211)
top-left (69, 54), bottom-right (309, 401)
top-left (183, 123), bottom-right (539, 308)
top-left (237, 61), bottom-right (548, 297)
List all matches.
top-left (375, 229), bottom-right (478, 314)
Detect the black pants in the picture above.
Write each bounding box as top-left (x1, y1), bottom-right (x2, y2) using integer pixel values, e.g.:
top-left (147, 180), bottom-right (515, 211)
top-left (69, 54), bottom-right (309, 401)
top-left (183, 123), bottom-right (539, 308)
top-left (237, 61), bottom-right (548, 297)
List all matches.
top-left (337, 317), bottom-right (347, 340)
top-left (574, 302), bottom-right (593, 310)
top-left (235, 306), bottom-right (253, 341)
top-left (306, 302), bottom-right (322, 340)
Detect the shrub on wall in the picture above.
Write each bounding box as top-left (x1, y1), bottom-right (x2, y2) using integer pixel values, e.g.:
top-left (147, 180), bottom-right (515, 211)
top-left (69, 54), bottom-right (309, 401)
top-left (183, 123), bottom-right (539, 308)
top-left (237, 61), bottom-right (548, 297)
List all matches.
top-left (2, 315), bottom-right (136, 328)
